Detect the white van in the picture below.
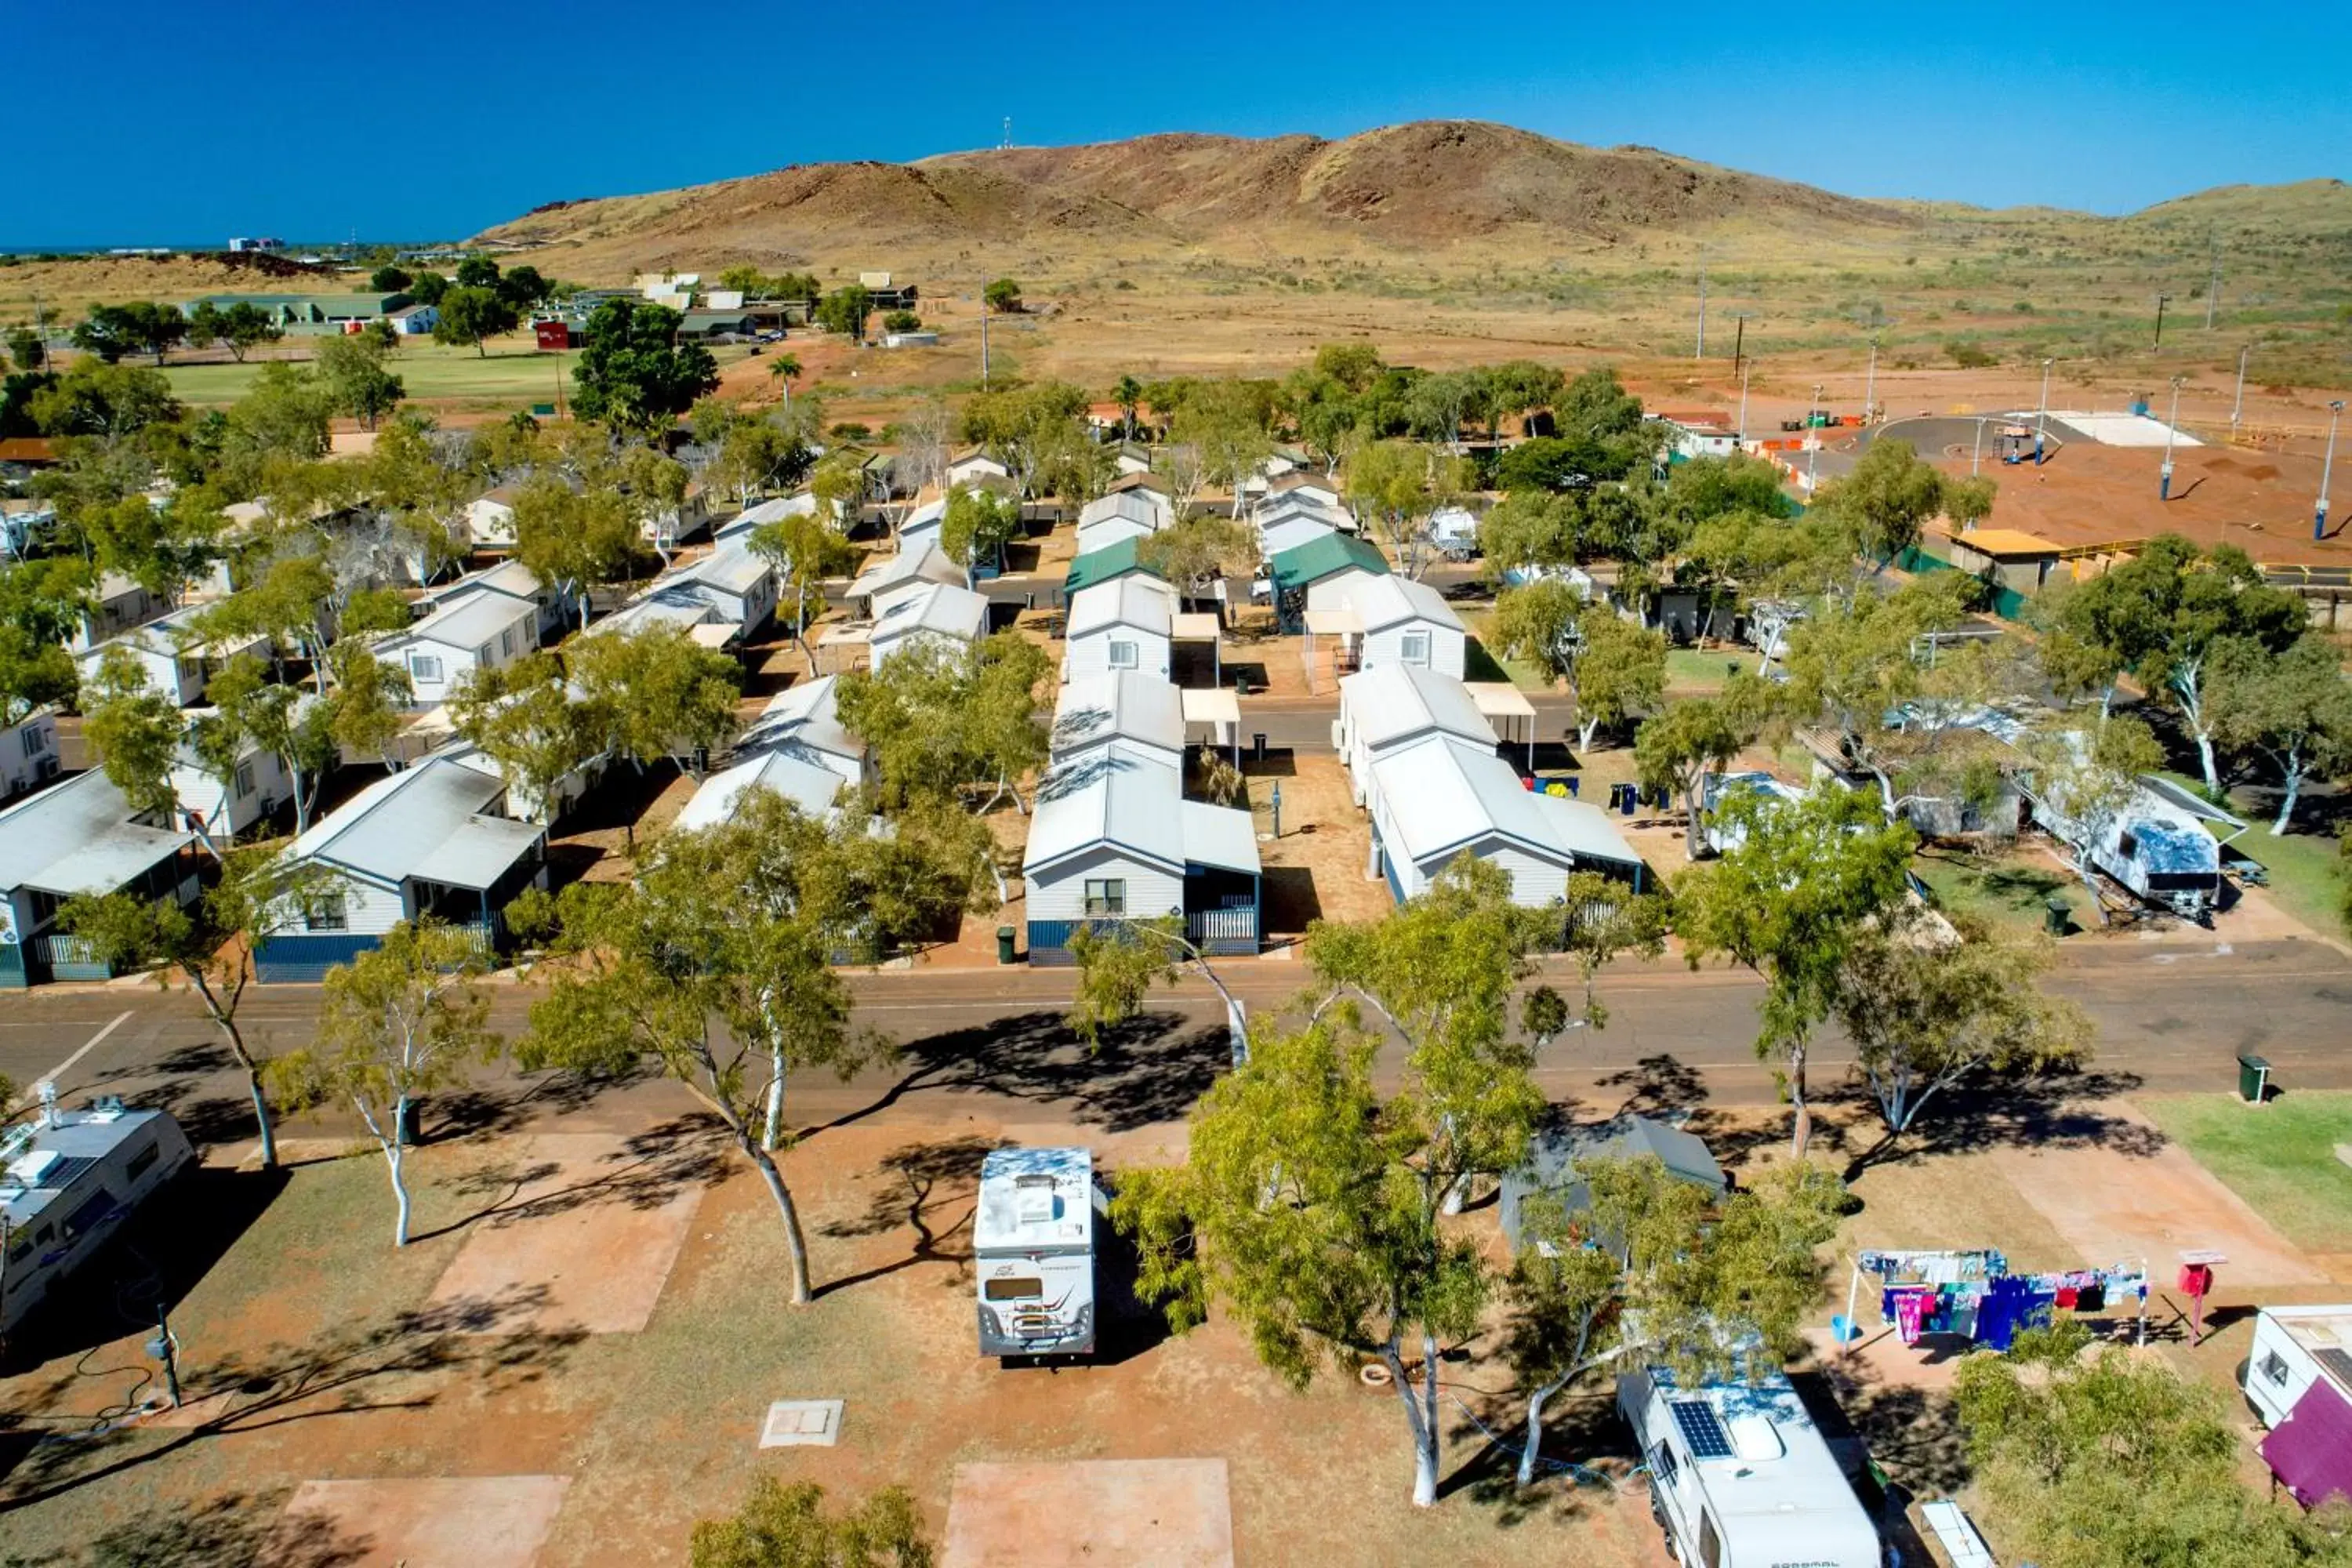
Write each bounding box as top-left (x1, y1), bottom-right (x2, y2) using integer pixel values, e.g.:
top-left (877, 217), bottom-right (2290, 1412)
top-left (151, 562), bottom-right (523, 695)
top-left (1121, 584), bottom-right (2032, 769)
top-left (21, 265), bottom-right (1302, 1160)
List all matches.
top-left (974, 1147), bottom-right (1097, 1359)
top-left (1618, 1365), bottom-right (1881, 1568)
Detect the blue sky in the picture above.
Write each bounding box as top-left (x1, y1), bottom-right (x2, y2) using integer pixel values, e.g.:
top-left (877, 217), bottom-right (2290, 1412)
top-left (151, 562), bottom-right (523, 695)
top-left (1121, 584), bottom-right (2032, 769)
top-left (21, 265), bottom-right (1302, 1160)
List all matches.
top-left (9, 0), bottom-right (2346, 247)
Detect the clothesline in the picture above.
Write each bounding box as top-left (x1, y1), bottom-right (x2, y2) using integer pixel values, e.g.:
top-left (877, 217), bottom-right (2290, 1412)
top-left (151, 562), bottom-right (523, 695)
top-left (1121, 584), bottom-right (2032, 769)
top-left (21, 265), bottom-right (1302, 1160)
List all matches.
top-left (1842, 1249), bottom-right (2151, 1354)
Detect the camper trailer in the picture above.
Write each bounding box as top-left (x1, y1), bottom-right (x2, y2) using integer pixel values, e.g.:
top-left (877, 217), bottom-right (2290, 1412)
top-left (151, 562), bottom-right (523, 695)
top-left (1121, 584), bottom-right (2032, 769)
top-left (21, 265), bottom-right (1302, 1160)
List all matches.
top-left (2, 1098), bottom-right (195, 1334)
top-left (974, 1146), bottom-right (1097, 1359)
top-left (2242, 1305), bottom-right (2352, 1510)
top-left (1619, 1364), bottom-right (1880, 1568)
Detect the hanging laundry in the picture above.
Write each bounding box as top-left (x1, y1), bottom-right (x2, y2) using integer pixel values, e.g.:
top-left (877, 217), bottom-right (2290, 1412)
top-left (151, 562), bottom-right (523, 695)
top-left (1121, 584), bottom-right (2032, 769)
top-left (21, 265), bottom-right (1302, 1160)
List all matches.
top-left (1896, 1290), bottom-right (1929, 1345)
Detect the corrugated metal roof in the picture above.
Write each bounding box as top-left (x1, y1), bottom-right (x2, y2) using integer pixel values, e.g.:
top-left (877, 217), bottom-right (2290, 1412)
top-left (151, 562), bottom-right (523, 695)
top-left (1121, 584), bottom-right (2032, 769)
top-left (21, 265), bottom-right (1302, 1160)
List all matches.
top-left (1180, 801), bottom-right (1261, 876)
top-left (1344, 573), bottom-right (1465, 633)
top-left (871, 581), bottom-right (988, 644)
top-left (421, 560), bottom-right (546, 608)
top-left (392, 589), bottom-right (536, 652)
top-left (849, 540), bottom-right (962, 600)
top-left (684, 539), bottom-right (773, 596)
top-left (1051, 672), bottom-right (1185, 760)
top-left (1067, 577), bottom-right (1174, 640)
top-left (1078, 491), bottom-right (1169, 531)
top-left (674, 750), bottom-right (844, 833)
top-left (1341, 665), bottom-right (1496, 753)
top-left (1022, 745), bottom-right (1186, 877)
top-left (0, 768), bottom-right (192, 895)
top-left (1372, 735), bottom-right (1639, 873)
top-left (289, 757), bottom-right (537, 891)
top-left (1270, 532), bottom-right (1388, 593)
top-left (1062, 538), bottom-right (1163, 594)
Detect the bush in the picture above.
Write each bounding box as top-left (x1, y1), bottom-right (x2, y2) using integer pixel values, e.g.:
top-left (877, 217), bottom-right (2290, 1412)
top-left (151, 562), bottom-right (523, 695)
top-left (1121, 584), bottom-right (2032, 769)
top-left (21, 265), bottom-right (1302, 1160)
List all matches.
top-left (1946, 339), bottom-right (1999, 370)
top-left (882, 309), bottom-right (921, 332)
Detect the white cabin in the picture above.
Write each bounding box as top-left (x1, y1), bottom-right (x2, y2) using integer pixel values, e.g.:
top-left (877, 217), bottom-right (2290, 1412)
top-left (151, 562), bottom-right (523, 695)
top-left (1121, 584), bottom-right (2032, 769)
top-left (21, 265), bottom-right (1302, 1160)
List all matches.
top-left (1311, 573), bottom-right (1467, 680)
top-left (2, 709), bottom-right (61, 801)
top-left (1368, 735), bottom-right (1646, 904)
top-left (868, 580), bottom-right (989, 670)
top-left (733, 675), bottom-right (871, 790)
top-left (1074, 491), bottom-right (1171, 557)
top-left (1334, 664), bottom-right (1497, 811)
top-left (375, 589), bottom-right (539, 709)
top-left (1062, 577), bottom-right (1174, 684)
top-left (1050, 672), bottom-right (1185, 770)
top-left (975, 1146), bottom-right (1098, 1359)
top-left (76, 612), bottom-right (272, 708)
top-left (171, 708), bottom-right (307, 838)
top-left (1618, 1365), bottom-right (1880, 1568)
top-left (416, 558), bottom-right (575, 641)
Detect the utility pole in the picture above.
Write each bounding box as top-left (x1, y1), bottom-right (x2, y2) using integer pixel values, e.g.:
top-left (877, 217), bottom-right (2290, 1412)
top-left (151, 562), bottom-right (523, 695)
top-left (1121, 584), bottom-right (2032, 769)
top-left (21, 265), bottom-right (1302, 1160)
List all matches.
top-left (2154, 293), bottom-right (2172, 350)
top-left (2318, 399), bottom-right (2344, 542)
top-left (2160, 375), bottom-right (2185, 500)
top-left (2230, 344), bottom-right (2249, 438)
top-left (1729, 311), bottom-right (1748, 376)
top-left (979, 296), bottom-right (989, 390)
top-left (2205, 230), bottom-right (2221, 330)
top-left (1864, 335), bottom-right (1879, 426)
top-left (1737, 358), bottom-right (1752, 442)
top-left (2035, 357), bottom-right (2054, 465)
top-left (1694, 258), bottom-right (1708, 360)
top-left (1972, 416), bottom-right (1985, 477)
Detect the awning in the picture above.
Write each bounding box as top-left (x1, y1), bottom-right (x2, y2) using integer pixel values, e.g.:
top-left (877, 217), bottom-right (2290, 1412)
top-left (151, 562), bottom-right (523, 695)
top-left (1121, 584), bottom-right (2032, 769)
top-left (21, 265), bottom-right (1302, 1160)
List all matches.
top-left (2261, 1381), bottom-right (2352, 1508)
top-left (1303, 608), bottom-right (1360, 635)
top-left (1181, 687), bottom-right (1240, 744)
top-left (1465, 681), bottom-right (1536, 736)
top-left (1171, 612), bottom-right (1221, 642)
top-left (688, 623), bottom-right (741, 649)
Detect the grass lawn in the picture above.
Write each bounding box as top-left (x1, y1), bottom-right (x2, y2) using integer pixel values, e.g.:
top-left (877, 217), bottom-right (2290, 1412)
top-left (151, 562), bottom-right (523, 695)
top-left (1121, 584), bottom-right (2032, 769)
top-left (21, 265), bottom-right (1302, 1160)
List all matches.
top-left (161, 339), bottom-right (753, 411)
top-left (1911, 846), bottom-right (2093, 935)
top-left (1461, 612), bottom-right (1555, 691)
top-left (2139, 1091), bottom-right (2352, 1254)
top-left (2223, 826), bottom-right (2345, 942)
top-left (1664, 646), bottom-right (1745, 696)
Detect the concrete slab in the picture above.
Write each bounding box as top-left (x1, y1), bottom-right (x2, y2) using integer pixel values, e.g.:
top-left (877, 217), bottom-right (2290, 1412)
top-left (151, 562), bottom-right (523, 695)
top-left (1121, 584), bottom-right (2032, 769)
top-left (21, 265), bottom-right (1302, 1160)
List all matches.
top-left (1989, 1106), bottom-right (2325, 1286)
top-left (428, 1132), bottom-right (711, 1334)
top-left (945, 1458), bottom-right (1234, 1568)
top-left (760, 1398), bottom-right (844, 1447)
top-left (267, 1475), bottom-right (568, 1568)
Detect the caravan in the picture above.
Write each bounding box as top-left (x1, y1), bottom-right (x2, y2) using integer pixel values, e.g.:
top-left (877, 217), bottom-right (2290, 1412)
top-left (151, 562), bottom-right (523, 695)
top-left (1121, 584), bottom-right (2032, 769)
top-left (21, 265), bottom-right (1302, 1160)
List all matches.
top-left (1619, 1364), bottom-right (1880, 1568)
top-left (2, 1098), bottom-right (195, 1334)
top-left (974, 1147), bottom-right (1098, 1359)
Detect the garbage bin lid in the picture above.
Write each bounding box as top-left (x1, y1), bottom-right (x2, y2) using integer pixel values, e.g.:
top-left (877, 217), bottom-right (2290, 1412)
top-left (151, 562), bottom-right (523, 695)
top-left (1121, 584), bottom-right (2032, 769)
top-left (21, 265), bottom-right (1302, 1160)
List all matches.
top-left (2239, 1053), bottom-right (2272, 1069)
top-left (996, 925), bottom-right (1016, 938)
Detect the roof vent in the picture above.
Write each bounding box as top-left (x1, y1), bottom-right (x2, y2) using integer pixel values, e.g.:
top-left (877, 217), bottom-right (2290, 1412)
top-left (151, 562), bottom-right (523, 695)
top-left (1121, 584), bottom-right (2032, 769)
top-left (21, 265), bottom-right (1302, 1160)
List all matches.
top-left (1014, 1174), bottom-right (1059, 1225)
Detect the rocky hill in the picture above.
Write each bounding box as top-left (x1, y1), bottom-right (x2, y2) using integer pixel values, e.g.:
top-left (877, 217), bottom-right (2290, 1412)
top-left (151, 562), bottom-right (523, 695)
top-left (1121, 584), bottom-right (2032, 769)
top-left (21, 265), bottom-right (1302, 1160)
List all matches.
top-left (470, 120), bottom-right (1917, 275)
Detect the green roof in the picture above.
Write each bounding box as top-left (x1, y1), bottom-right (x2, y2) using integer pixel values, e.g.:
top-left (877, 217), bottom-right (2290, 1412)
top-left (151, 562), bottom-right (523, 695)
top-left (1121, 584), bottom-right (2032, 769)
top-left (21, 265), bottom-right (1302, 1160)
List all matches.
top-left (1063, 537), bottom-right (1164, 594)
top-left (1269, 532), bottom-right (1389, 593)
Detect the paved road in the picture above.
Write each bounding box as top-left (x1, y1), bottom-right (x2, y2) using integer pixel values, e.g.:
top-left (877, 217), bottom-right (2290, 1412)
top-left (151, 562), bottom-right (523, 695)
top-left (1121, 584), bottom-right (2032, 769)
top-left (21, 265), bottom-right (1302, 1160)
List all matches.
top-left (5, 937), bottom-right (2344, 1152)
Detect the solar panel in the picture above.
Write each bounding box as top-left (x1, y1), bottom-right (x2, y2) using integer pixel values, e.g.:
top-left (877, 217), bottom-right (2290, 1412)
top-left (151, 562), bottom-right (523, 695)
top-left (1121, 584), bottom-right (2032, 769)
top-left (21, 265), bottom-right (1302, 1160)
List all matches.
top-left (2317, 1348), bottom-right (2352, 1388)
top-left (1670, 1399), bottom-right (1736, 1460)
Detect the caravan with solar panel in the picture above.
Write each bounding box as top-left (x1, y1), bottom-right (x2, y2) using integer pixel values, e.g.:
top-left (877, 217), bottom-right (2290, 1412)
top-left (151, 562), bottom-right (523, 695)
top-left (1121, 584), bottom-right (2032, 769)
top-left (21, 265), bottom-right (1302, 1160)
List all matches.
top-left (974, 1147), bottom-right (1098, 1359)
top-left (1, 1097), bottom-right (194, 1336)
top-left (1618, 1363), bottom-right (1880, 1567)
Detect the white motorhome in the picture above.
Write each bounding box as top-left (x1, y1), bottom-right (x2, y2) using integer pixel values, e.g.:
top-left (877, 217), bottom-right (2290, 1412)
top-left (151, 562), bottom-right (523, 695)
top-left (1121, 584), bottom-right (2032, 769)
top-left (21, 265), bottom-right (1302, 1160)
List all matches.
top-left (2245, 1304), bottom-right (2352, 1429)
top-left (974, 1146), bottom-right (1097, 1359)
top-left (1618, 1365), bottom-right (1880, 1568)
top-left (2, 1099), bottom-right (196, 1334)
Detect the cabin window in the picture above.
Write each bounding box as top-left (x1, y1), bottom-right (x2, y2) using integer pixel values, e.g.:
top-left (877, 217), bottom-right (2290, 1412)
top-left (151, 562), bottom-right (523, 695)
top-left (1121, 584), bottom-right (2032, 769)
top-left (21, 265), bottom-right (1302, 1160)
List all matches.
top-left (234, 761), bottom-right (255, 798)
top-left (1697, 1510), bottom-right (1724, 1568)
top-left (62, 1189), bottom-right (116, 1239)
top-left (125, 1143), bottom-right (160, 1181)
top-left (408, 653), bottom-right (443, 684)
top-left (2118, 829), bottom-right (2138, 859)
top-left (20, 725), bottom-right (49, 757)
top-left (983, 1276), bottom-right (1044, 1301)
top-left (34, 1224), bottom-right (55, 1245)
top-left (477, 641), bottom-right (496, 664)
top-left (1108, 640), bottom-right (1139, 670)
top-left (1400, 631), bottom-right (1432, 665)
top-left (2260, 1350), bottom-right (2291, 1386)
top-left (304, 891), bottom-right (349, 931)
top-left (1083, 879), bottom-right (1127, 917)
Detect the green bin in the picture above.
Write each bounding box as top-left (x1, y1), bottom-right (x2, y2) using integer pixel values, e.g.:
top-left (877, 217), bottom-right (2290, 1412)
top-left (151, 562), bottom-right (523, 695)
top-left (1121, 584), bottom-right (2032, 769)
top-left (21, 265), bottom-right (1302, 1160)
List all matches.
top-left (2044, 895), bottom-right (2070, 937)
top-left (996, 926), bottom-right (1018, 966)
top-left (2237, 1053), bottom-right (2272, 1105)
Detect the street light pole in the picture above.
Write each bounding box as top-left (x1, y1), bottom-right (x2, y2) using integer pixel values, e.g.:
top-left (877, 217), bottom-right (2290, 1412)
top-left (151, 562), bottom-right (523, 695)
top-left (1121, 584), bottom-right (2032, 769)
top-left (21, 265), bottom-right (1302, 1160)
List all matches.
top-left (1695, 259), bottom-right (1707, 360)
top-left (1737, 358), bottom-right (1751, 443)
top-left (2035, 358), bottom-right (2053, 466)
top-left (1972, 417), bottom-right (1985, 477)
top-left (2160, 375), bottom-right (2184, 501)
top-left (1807, 381), bottom-right (1822, 491)
top-left (2318, 400), bottom-right (2345, 543)
top-left (2230, 345), bottom-right (2250, 439)
top-left (1864, 335), bottom-right (1879, 426)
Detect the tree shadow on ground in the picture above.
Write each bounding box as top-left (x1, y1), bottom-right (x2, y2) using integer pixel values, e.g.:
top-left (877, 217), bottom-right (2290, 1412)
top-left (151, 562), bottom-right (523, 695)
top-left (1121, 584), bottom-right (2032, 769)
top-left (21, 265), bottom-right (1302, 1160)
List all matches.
top-left (815, 1134), bottom-right (999, 1298)
top-left (1825, 1068), bottom-right (2163, 1182)
top-left (1443, 1381), bottom-right (1630, 1526)
top-left (806, 1009), bottom-right (1227, 1140)
top-left (1806, 1359), bottom-right (1972, 1499)
top-left (417, 1054), bottom-right (663, 1146)
top-left (0, 1165), bottom-right (289, 1374)
top-left (2, 1485), bottom-right (368, 1567)
top-left (412, 1115), bottom-right (729, 1243)
top-left (0, 1286), bottom-right (583, 1512)
top-left (1258, 866), bottom-right (1323, 934)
